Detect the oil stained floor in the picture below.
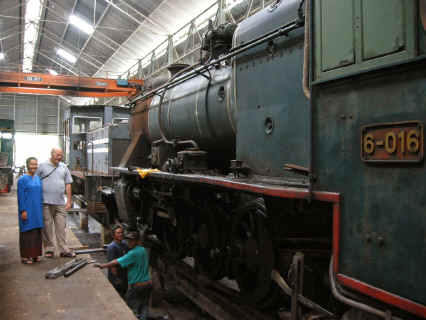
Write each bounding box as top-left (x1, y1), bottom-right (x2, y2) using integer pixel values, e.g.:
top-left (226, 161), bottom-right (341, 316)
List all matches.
top-left (0, 191), bottom-right (136, 320)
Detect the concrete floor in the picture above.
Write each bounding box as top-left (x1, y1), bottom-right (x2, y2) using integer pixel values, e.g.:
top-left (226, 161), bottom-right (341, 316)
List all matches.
top-left (0, 191), bottom-right (136, 320)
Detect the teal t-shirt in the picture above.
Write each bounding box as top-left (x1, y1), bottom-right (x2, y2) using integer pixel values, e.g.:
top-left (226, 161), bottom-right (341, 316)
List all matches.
top-left (117, 245), bottom-right (150, 284)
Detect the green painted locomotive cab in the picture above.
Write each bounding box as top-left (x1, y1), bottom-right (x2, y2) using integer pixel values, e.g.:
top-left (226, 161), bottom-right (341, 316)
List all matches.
top-left (313, 0), bottom-right (425, 312)
top-left (233, 0), bottom-right (309, 179)
top-left (314, 0), bottom-right (416, 81)
top-left (419, 9), bottom-right (426, 55)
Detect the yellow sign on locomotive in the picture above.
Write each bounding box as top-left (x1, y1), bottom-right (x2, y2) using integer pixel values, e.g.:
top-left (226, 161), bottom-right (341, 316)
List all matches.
top-left (361, 121), bottom-right (424, 162)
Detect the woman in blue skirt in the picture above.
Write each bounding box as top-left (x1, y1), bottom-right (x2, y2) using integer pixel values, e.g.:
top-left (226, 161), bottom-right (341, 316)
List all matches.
top-left (17, 157), bottom-right (44, 264)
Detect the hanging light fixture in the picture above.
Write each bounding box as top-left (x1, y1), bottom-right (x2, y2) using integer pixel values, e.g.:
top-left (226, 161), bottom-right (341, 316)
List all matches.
top-left (47, 68), bottom-right (58, 75)
top-left (56, 48), bottom-right (77, 64)
top-left (69, 14), bottom-right (94, 34)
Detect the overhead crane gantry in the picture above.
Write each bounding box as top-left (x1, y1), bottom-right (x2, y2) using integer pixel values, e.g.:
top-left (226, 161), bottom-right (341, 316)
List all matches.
top-left (0, 71), bottom-right (143, 98)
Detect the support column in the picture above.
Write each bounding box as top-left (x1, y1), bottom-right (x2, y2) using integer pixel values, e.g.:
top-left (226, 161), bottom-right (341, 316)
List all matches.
top-left (167, 35), bottom-right (174, 65)
top-left (101, 224), bottom-right (112, 246)
top-left (79, 210), bottom-right (89, 232)
top-left (217, 0), bottom-right (226, 25)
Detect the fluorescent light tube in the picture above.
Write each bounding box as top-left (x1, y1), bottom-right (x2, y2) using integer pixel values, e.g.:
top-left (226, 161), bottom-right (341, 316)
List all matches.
top-left (23, 0), bottom-right (43, 72)
top-left (48, 69), bottom-right (58, 75)
top-left (69, 14), bottom-right (94, 34)
top-left (56, 48), bottom-right (77, 64)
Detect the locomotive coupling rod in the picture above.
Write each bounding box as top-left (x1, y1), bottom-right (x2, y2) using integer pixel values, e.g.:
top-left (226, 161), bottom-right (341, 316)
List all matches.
top-left (131, 19), bottom-right (303, 104)
top-left (271, 269), bottom-right (334, 317)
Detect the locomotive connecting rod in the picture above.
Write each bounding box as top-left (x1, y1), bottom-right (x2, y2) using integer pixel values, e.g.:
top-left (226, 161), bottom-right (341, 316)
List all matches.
top-left (131, 18), bottom-right (304, 105)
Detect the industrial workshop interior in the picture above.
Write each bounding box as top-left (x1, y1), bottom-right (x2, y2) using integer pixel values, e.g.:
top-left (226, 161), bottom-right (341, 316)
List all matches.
top-left (0, 0), bottom-right (425, 319)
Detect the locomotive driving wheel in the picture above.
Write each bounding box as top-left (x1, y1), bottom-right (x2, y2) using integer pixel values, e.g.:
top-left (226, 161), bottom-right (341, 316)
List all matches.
top-left (194, 206), bottom-right (228, 280)
top-left (161, 203), bottom-right (195, 261)
top-left (230, 198), bottom-right (275, 306)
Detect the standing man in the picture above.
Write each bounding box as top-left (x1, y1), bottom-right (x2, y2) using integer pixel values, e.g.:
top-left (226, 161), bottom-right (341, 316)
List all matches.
top-left (95, 231), bottom-right (152, 320)
top-left (107, 225), bottom-right (129, 296)
top-left (36, 148), bottom-right (75, 258)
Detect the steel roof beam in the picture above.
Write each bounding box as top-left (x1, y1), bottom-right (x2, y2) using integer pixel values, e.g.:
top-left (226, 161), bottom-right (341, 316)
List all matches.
top-left (43, 5), bottom-right (128, 69)
top-left (44, 0), bottom-right (79, 74)
top-left (58, 0), bottom-right (79, 45)
top-left (117, 1), bottom-right (170, 34)
top-left (33, 0), bottom-right (48, 73)
top-left (0, 30), bottom-right (24, 42)
top-left (103, 0), bottom-right (167, 36)
top-left (74, 2), bottom-right (112, 67)
top-left (93, 31), bottom-right (139, 58)
top-left (89, 35), bottom-right (131, 66)
top-left (41, 26), bottom-right (104, 66)
top-left (18, 0), bottom-right (23, 71)
top-left (116, 1), bottom-right (218, 79)
top-left (40, 30), bottom-right (101, 70)
top-left (38, 51), bottom-right (87, 76)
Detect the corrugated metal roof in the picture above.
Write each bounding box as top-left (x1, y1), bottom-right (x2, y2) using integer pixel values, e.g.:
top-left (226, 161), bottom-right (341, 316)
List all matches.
top-left (94, 0), bottom-right (216, 78)
top-left (0, 0), bottom-right (217, 78)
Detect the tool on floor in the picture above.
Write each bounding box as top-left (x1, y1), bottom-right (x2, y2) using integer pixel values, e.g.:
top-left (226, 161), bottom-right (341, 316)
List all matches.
top-left (45, 258), bottom-right (86, 279)
top-left (74, 247), bottom-right (107, 255)
top-left (45, 258), bottom-right (98, 279)
top-left (64, 259), bottom-right (89, 277)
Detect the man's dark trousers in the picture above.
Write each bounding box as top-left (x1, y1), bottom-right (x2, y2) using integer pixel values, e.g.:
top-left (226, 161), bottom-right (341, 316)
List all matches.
top-left (125, 285), bottom-right (152, 320)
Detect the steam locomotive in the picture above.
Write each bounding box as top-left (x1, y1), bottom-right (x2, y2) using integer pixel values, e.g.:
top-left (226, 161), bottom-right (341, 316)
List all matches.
top-left (106, 1), bottom-right (425, 319)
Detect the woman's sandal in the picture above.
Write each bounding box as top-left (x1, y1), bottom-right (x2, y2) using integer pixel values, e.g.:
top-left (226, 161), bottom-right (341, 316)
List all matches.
top-left (60, 251), bottom-right (76, 258)
top-left (21, 258), bottom-right (33, 264)
top-left (45, 251), bottom-right (54, 258)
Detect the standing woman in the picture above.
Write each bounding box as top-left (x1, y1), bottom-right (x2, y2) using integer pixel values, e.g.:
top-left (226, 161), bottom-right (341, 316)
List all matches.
top-left (17, 157), bottom-right (44, 264)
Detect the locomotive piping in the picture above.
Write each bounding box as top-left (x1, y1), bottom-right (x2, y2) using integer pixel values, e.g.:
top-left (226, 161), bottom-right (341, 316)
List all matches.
top-left (131, 18), bottom-right (304, 105)
top-left (329, 257), bottom-right (403, 320)
top-left (194, 69), bottom-right (204, 137)
top-left (157, 89), bottom-right (173, 145)
top-left (302, 0), bottom-right (311, 100)
top-left (231, 23), bottom-right (241, 130)
top-left (307, 0), bottom-right (315, 197)
top-left (271, 269), bottom-right (334, 317)
top-left (225, 77), bottom-right (236, 133)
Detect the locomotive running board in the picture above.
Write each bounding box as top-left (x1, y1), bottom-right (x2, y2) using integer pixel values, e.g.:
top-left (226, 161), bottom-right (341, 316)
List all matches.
top-left (113, 167), bottom-right (339, 202)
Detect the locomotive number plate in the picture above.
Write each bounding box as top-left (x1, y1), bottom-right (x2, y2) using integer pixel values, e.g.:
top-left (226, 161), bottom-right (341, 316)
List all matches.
top-left (361, 121), bottom-right (424, 162)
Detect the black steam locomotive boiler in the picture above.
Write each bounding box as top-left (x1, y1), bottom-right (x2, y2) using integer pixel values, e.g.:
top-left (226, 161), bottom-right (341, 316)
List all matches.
top-left (105, 1), bottom-right (426, 319)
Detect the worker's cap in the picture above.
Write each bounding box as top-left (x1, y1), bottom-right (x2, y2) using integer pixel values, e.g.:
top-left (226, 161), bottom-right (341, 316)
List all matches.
top-left (124, 231), bottom-right (139, 240)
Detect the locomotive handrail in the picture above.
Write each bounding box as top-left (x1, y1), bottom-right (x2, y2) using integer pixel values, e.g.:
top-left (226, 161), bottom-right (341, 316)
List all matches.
top-left (130, 17), bottom-right (305, 105)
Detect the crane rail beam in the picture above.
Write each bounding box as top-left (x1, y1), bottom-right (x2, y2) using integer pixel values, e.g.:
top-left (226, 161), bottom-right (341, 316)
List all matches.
top-left (0, 71), bottom-right (143, 98)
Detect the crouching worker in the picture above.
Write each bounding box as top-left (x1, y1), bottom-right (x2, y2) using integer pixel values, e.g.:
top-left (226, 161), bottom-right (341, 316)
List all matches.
top-left (107, 225), bottom-right (128, 297)
top-left (95, 231), bottom-right (152, 320)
